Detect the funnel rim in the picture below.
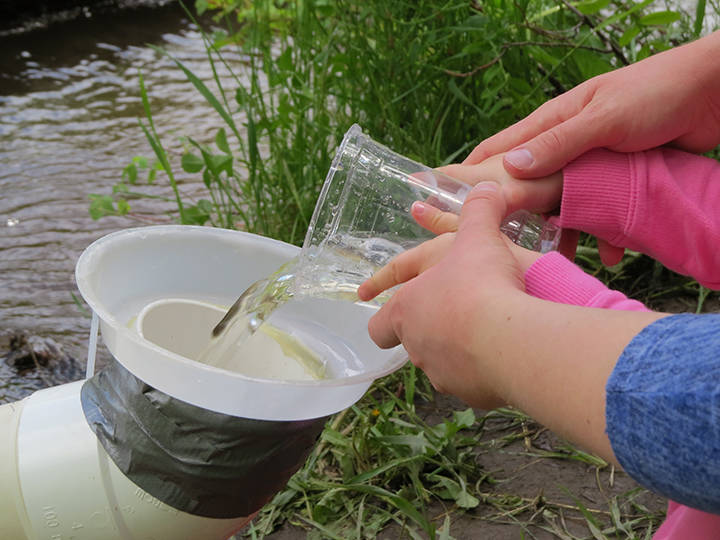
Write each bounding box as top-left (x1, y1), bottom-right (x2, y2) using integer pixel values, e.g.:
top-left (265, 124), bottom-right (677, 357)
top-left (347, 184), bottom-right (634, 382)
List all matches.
top-left (75, 225), bottom-right (407, 390)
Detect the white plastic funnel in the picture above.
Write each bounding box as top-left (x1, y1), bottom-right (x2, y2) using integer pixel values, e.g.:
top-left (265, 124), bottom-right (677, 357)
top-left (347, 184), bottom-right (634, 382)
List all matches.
top-left (75, 225), bottom-right (406, 421)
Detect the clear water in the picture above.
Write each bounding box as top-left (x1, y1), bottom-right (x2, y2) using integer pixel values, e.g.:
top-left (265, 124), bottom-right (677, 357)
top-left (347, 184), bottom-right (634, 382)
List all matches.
top-left (197, 236), bottom-right (401, 376)
top-left (198, 212), bottom-right (557, 378)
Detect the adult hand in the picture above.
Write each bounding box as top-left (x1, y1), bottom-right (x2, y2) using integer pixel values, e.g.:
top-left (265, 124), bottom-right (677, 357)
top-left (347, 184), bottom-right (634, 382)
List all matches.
top-left (360, 181), bottom-right (531, 409)
top-left (464, 30), bottom-right (720, 178)
top-left (360, 186), bottom-right (666, 462)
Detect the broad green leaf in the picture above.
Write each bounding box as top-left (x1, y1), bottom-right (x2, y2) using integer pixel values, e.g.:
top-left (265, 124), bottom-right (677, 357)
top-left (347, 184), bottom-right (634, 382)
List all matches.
top-left (619, 25), bottom-right (641, 47)
top-left (527, 45), bottom-right (560, 67)
top-left (207, 154), bottom-right (233, 176)
top-left (573, 49), bottom-right (614, 79)
top-left (378, 433), bottom-right (431, 456)
top-left (112, 182), bottom-right (129, 194)
top-left (576, 0), bottom-right (610, 15)
top-left (88, 194), bottom-right (116, 220)
top-left (509, 77), bottom-right (532, 95)
top-left (197, 199), bottom-right (213, 213)
top-left (431, 476), bottom-right (479, 508)
top-left (181, 152), bottom-right (205, 173)
top-left (182, 203), bottom-right (210, 225)
top-left (453, 408), bottom-right (476, 429)
top-left (276, 47), bottom-right (293, 72)
top-left (215, 128), bottom-right (230, 154)
top-left (194, 0), bottom-right (208, 16)
top-left (639, 10), bottom-right (681, 26)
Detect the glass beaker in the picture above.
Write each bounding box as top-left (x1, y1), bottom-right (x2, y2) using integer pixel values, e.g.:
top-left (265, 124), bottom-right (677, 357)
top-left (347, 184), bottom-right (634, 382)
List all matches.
top-left (293, 124), bottom-right (560, 302)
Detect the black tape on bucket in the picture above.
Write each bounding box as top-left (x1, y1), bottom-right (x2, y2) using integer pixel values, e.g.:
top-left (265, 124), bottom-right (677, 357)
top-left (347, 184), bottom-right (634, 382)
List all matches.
top-left (80, 360), bottom-right (328, 518)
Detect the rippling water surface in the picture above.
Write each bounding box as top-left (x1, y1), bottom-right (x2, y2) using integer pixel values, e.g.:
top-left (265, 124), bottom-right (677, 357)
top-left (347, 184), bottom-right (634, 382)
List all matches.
top-left (0, 2), bottom-right (244, 400)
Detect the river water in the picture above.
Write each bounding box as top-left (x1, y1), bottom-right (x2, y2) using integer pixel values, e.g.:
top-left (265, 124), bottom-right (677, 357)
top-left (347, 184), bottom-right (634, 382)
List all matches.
top-left (0, 2), bottom-right (244, 401)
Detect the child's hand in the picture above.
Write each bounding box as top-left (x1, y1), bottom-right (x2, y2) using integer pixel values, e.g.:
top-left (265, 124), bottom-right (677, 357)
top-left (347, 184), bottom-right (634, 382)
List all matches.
top-left (362, 181), bottom-right (665, 460)
top-left (438, 154), bottom-right (563, 216)
top-left (357, 199), bottom-right (541, 302)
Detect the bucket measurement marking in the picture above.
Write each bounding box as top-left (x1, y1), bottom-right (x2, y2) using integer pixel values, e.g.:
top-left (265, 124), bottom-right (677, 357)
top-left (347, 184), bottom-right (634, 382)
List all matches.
top-left (42, 505), bottom-right (60, 529)
top-left (134, 487), bottom-right (179, 515)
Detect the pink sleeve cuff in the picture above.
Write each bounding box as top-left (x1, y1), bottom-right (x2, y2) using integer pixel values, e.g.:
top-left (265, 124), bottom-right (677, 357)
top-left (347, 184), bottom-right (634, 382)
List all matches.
top-left (525, 252), bottom-right (649, 312)
top-left (525, 251), bottom-right (607, 305)
top-left (560, 149), bottom-right (634, 245)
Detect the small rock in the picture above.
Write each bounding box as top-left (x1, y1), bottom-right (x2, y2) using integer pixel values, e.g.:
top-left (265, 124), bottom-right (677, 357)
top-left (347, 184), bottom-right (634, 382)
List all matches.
top-left (1, 330), bottom-right (83, 381)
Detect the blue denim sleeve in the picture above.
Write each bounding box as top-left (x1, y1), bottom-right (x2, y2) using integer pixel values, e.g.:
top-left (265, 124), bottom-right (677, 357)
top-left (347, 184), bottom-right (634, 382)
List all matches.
top-left (606, 313), bottom-right (720, 513)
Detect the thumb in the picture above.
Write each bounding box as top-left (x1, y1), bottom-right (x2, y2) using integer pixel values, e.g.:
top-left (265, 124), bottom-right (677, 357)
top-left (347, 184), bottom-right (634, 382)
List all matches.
top-left (457, 181), bottom-right (507, 241)
top-left (503, 113), bottom-right (603, 178)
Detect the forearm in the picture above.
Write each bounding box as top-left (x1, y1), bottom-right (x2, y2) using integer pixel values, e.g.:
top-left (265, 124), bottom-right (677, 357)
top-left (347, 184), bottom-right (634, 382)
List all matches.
top-left (522, 253), bottom-right (720, 510)
top-left (486, 294), bottom-right (665, 465)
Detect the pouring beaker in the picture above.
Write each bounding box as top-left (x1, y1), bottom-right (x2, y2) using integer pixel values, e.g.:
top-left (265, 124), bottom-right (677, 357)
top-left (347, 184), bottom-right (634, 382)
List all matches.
top-left (293, 124), bottom-right (560, 300)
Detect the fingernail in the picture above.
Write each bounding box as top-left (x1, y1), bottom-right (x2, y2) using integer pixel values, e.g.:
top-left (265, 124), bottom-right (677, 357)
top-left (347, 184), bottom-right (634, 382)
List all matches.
top-left (411, 201), bottom-right (428, 216)
top-left (505, 148), bottom-right (534, 170)
top-left (471, 181), bottom-right (499, 193)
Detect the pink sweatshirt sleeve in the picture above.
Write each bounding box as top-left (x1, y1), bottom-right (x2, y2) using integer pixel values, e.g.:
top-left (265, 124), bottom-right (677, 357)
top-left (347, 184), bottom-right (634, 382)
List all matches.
top-left (524, 251), bottom-right (649, 312)
top-left (560, 148), bottom-right (720, 289)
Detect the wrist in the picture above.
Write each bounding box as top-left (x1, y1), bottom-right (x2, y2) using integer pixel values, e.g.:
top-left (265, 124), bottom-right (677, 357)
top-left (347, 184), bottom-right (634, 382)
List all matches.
top-left (687, 31), bottom-right (720, 93)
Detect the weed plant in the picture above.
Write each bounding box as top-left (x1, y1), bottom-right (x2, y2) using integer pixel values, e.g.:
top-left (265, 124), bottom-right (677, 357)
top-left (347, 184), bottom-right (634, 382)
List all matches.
top-left (89, 0), bottom-right (719, 537)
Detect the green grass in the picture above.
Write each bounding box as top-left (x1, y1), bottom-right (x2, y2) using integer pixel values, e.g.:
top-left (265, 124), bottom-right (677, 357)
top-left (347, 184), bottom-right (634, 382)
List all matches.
top-left (94, 0), bottom-right (715, 243)
top-left (237, 369), bottom-right (666, 539)
top-left (89, 0), bottom-right (720, 537)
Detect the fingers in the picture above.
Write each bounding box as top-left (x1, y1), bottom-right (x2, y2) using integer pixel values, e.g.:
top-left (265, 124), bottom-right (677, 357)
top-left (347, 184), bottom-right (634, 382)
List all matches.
top-left (558, 228), bottom-right (580, 260)
top-left (367, 297), bottom-right (403, 349)
top-left (501, 111), bottom-right (611, 178)
top-left (438, 161), bottom-right (563, 215)
top-left (456, 181), bottom-right (507, 240)
top-left (411, 201), bottom-right (459, 235)
top-left (357, 234), bottom-right (453, 301)
top-left (438, 162), bottom-right (498, 186)
top-left (463, 86), bottom-right (589, 165)
top-left (598, 239), bottom-right (625, 266)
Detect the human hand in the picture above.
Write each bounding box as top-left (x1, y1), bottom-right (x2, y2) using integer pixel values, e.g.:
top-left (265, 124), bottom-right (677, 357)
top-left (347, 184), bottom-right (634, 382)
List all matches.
top-left (358, 181), bottom-right (536, 408)
top-left (464, 31), bottom-right (720, 179)
top-left (434, 155), bottom-right (581, 258)
top-left (360, 185), bottom-right (667, 461)
top-left (437, 154), bottom-right (563, 216)
top-left (357, 196), bottom-right (541, 302)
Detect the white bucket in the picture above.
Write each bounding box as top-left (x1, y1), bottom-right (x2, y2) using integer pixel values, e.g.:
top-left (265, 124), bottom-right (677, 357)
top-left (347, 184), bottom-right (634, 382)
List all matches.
top-left (0, 381), bottom-right (253, 540)
top-left (75, 225), bottom-right (406, 421)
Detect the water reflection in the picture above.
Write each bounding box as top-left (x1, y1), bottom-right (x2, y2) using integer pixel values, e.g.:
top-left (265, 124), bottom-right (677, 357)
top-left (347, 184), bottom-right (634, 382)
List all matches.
top-left (0, 2), bottom-right (244, 400)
